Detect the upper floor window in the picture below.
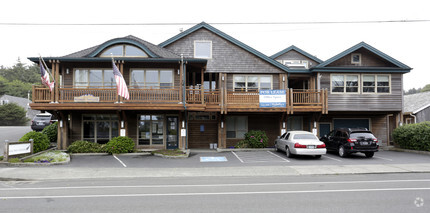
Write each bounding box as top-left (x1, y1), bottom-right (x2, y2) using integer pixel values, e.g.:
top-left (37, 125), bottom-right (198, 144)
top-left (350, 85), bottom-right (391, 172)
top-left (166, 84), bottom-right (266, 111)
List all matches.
top-left (351, 53), bottom-right (361, 65)
top-left (331, 74), bottom-right (359, 93)
top-left (100, 44), bottom-right (148, 57)
top-left (363, 74), bottom-right (390, 93)
top-left (130, 69), bottom-right (173, 89)
top-left (283, 60), bottom-right (309, 69)
top-left (194, 41), bottom-right (212, 58)
top-left (233, 75), bottom-right (272, 92)
top-left (74, 69), bottom-right (115, 88)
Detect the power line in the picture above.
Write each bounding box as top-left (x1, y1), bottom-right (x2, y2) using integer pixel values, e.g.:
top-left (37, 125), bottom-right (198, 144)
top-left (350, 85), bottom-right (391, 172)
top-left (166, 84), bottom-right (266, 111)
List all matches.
top-left (0, 20), bottom-right (429, 26)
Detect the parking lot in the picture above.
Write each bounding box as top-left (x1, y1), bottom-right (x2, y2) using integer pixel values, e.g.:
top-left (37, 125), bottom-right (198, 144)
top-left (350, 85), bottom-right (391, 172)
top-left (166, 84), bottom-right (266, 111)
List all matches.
top-left (63, 149), bottom-right (430, 168)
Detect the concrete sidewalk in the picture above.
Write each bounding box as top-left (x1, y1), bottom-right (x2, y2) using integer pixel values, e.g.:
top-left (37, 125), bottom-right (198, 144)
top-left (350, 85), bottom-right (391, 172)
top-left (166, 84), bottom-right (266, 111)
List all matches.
top-left (1, 163), bottom-right (430, 181)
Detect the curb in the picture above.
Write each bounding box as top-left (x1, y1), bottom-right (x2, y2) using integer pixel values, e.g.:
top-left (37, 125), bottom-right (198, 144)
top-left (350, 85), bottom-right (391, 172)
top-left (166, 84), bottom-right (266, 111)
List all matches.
top-left (217, 148), bottom-right (275, 152)
top-left (386, 147), bottom-right (430, 156)
top-left (1, 155), bottom-right (71, 167)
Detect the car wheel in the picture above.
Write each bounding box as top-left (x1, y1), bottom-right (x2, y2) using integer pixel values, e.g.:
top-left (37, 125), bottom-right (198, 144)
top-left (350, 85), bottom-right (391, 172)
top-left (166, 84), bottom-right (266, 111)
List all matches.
top-left (365, 152), bottom-right (374, 158)
top-left (274, 143), bottom-right (279, 152)
top-left (286, 146), bottom-right (292, 158)
top-left (338, 145), bottom-right (347, 158)
top-left (315, 155), bottom-right (322, 159)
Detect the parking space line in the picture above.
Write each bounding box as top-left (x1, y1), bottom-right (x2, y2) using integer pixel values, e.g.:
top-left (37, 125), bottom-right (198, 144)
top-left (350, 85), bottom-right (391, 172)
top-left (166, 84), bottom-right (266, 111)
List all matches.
top-left (231, 151), bottom-right (244, 163)
top-left (374, 156), bottom-right (393, 161)
top-left (323, 155), bottom-right (343, 162)
top-left (113, 155), bottom-right (127, 167)
top-left (267, 151), bottom-right (290, 162)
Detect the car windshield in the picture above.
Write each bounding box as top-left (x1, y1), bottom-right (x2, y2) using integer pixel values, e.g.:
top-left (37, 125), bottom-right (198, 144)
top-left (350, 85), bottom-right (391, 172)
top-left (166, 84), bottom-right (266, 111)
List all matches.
top-left (350, 132), bottom-right (375, 139)
top-left (293, 134), bottom-right (318, 140)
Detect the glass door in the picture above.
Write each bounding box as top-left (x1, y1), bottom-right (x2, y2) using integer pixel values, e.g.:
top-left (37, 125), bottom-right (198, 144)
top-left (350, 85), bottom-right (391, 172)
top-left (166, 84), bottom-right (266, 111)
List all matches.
top-left (166, 116), bottom-right (178, 149)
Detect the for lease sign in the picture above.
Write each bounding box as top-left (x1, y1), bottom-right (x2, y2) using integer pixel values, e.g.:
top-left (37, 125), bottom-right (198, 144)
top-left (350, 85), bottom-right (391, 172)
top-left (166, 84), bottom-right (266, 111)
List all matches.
top-left (259, 90), bottom-right (287, 107)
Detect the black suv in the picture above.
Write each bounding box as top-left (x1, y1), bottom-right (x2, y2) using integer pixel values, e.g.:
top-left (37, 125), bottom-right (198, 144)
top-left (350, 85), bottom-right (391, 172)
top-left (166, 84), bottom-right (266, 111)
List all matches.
top-left (320, 128), bottom-right (379, 158)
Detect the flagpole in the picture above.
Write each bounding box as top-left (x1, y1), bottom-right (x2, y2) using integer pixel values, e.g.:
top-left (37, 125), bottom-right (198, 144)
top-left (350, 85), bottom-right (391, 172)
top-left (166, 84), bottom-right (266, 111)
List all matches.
top-left (38, 54), bottom-right (56, 85)
top-left (111, 54), bottom-right (120, 103)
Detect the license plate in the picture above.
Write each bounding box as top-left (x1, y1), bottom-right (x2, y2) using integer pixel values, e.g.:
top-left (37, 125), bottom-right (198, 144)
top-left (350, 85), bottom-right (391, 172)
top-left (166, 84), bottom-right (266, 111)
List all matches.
top-left (307, 145), bottom-right (315, 149)
top-left (360, 142), bottom-right (369, 145)
top-left (37, 122), bottom-right (44, 125)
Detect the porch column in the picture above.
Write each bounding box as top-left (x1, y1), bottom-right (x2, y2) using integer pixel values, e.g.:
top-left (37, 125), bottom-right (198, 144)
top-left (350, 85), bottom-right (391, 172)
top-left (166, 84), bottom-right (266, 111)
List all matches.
top-left (201, 68), bottom-right (204, 104)
top-left (55, 61), bottom-right (60, 103)
top-left (57, 111), bottom-right (69, 150)
top-left (218, 114), bottom-right (226, 148)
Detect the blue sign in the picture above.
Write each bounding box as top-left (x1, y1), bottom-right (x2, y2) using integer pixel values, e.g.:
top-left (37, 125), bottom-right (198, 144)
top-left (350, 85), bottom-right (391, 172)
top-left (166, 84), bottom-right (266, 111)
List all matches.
top-left (259, 89), bottom-right (287, 107)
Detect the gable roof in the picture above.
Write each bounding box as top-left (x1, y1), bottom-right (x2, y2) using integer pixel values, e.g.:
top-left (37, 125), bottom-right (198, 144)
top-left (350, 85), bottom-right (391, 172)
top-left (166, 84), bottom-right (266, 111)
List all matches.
top-left (404, 91), bottom-right (430, 114)
top-left (159, 22), bottom-right (290, 72)
top-left (270, 45), bottom-right (323, 63)
top-left (313, 42), bottom-right (411, 73)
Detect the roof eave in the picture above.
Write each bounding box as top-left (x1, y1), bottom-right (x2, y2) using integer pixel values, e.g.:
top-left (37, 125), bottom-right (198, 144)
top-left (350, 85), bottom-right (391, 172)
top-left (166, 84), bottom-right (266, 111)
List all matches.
top-left (27, 57), bottom-right (207, 64)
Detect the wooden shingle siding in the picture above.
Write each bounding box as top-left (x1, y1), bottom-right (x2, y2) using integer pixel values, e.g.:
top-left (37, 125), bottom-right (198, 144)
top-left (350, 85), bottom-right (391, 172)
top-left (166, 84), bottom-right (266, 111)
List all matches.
top-left (320, 73), bottom-right (402, 111)
top-left (274, 50), bottom-right (320, 68)
top-left (164, 28), bottom-right (284, 74)
top-left (327, 48), bottom-right (396, 67)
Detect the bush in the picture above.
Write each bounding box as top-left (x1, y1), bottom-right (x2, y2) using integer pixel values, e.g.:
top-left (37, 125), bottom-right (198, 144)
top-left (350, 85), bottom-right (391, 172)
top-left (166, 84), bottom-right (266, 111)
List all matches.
top-left (235, 130), bottom-right (269, 148)
top-left (42, 121), bottom-right (57, 142)
top-left (105, 136), bottom-right (135, 154)
top-left (67, 140), bottom-right (106, 153)
top-left (392, 122), bottom-right (430, 151)
top-left (19, 131), bottom-right (50, 153)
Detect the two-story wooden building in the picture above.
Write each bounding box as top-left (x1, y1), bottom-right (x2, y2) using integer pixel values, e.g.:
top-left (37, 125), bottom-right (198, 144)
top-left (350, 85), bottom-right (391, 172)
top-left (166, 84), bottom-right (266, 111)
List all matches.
top-left (28, 22), bottom-right (410, 150)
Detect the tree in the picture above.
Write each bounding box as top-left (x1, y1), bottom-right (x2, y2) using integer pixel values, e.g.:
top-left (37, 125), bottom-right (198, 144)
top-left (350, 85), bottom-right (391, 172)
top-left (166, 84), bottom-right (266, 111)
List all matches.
top-left (3, 80), bottom-right (33, 98)
top-left (0, 59), bottom-right (40, 84)
top-left (0, 103), bottom-right (29, 126)
top-left (421, 84), bottom-right (430, 93)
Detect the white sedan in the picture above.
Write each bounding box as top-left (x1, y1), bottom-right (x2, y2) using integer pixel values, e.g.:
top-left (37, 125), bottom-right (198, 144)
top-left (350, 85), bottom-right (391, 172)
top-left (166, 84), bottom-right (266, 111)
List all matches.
top-left (275, 131), bottom-right (327, 158)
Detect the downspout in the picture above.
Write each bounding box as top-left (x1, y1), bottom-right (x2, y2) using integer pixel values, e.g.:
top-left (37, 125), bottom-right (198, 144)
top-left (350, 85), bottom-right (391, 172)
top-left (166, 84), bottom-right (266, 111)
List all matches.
top-left (410, 113), bottom-right (417, 124)
top-left (181, 54), bottom-right (188, 149)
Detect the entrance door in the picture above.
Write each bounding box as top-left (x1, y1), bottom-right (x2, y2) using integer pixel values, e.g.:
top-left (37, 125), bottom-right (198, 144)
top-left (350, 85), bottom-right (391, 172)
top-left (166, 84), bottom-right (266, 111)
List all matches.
top-left (166, 117), bottom-right (178, 149)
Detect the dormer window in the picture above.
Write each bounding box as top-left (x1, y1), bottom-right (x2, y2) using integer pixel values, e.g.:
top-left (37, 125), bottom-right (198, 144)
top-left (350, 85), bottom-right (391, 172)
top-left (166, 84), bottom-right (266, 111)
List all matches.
top-left (194, 41), bottom-right (212, 59)
top-left (351, 53), bottom-right (361, 65)
top-left (283, 60), bottom-right (309, 69)
top-left (100, 44), bottom-right (148, 57)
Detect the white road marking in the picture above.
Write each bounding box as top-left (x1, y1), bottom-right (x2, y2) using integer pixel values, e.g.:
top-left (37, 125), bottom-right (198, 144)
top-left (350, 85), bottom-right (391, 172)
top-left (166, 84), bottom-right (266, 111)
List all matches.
top-left (2, 179), bottom-right (429, 191)
top-left (267, 151), bottom-right (290, 162)
top-left (2, 187), bottom-right (430, 199)
top-left (231, 151), bottom-right (244, 163)
top-left (113, 155), bottom-right (127, 167)
top-left (323, 155), bottom-right (343, 162)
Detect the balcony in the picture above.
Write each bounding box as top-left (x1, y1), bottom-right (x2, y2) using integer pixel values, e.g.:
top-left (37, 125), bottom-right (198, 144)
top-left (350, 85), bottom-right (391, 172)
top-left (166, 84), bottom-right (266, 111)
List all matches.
top-left (31, 85), bottom-right (328, 114)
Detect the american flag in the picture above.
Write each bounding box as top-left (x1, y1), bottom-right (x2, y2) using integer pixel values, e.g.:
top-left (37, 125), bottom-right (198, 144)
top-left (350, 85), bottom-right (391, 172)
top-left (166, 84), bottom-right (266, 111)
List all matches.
top-left (39, 59), bottom-right (54, 92)
top-left (112, 60), bottom-right (130, 100)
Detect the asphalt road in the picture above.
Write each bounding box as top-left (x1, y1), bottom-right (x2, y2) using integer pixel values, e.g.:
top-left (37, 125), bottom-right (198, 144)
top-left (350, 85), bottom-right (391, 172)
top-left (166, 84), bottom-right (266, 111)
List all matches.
top-left (0, 173), bottom-right (429, 213)
top-left (0, 126), bottom-right (32, 155)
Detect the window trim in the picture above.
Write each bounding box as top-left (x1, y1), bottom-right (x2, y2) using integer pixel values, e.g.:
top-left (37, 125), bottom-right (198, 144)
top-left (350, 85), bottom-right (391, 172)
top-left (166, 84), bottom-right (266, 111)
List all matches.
top-left (232, 75), bottom-right (273, 91)
top-left (194, 40), bottom-right (212, 59)
top-left (351, 53), bottom-right (361, 65)
top-left (226, 116), bottom-right (248, 139)
top-left (129, 69), bottom-right (174, 89)
top-left (330, 74), bottom-right (360, 94)
top-left (362, 74), bottom-right (391, 94)
top-left (330, 74), bottom-right (392, 95)
top-left (99, 44), bottom-right (149, 58)
top-left (137, 114), bottom-right (166, 146)
top-left (73, 68), bottom-right (116, 88)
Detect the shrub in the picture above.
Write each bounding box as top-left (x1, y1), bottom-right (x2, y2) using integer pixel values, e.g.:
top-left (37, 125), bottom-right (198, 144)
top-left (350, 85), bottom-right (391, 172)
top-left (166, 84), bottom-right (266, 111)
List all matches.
top-left (105, 136), bottom-right (135, 154)
top-left (392, 122), bottom-right (430, 151)
top-left (67, 140), bottom-right (106, 153)
top-left (235, 130), bottom-right (269, 148)
top-left (19, 131), bottom-right (50, 153)
top-left (42, 121), bottom-right (57, 142)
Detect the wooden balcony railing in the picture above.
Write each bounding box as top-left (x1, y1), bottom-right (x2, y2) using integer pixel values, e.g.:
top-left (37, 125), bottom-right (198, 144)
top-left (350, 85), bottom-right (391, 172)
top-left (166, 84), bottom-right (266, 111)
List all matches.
top-left (31, 85), bottom-right (327, 113)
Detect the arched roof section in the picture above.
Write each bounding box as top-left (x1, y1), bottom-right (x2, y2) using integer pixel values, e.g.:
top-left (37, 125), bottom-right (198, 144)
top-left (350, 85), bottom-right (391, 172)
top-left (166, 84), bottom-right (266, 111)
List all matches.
top-left (87, 38), bottom-right (158, 58)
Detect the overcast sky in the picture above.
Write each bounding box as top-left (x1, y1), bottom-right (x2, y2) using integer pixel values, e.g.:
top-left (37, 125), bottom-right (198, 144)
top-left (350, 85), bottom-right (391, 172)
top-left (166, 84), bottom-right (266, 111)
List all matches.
top-left (1, 0), bottom-right (429, 90)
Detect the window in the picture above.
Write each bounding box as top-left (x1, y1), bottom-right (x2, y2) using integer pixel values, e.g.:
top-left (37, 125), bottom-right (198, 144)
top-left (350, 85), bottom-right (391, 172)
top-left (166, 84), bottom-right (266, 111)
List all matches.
top-left (362, 74), bottom-right (390, 94)
top-left (331, 74), bottom-right (359, 93)
top-left (233, 75), bottom-right (272, 91)
top-left (130, 69), bottom-right (173, 88)
top-left (100, 44), bottom-right (148, 57)
top-left (0, 100), bottom-right (9, 105)
top-left (283, 60), bottom-right (309, 69)
top-left (194, 41), bottom-right (212, 58)
top-left (226, 116), bottom-right (248, 139)
top-left (351, 53), bottom-right (361, 65)
top-left (138, 115), bottom-right (164, 145)
top-left (82, 114), bottom-right (118, 144)
top-left (74, 69), bottom-right (115, 88)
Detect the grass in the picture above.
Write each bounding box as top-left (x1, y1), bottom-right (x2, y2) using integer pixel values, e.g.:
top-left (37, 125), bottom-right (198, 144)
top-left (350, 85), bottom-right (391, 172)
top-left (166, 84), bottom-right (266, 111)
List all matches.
top-left (22, 151), bottom-right (69, 163)
top-left (152, 149), bottom-right (187, 157)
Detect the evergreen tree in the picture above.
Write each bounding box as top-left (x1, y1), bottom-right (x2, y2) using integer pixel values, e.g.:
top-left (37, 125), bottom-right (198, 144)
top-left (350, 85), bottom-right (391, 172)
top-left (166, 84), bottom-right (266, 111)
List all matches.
top-left (0, 103), bottom-right (29, 126)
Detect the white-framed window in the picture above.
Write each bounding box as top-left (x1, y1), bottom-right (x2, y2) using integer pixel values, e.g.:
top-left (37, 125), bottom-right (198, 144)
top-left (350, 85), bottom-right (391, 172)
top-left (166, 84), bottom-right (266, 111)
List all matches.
top-left (351, 53), bottom-right (361, 65)
top-left (330, 74), bottom-right (359, 93)
top-left (0, 100), bottom-right (9, 105)
top-left (226, 116), bottom-right (248, 139)
top-left (100, 44), bottom-right (148, 57)
top-left (74, 69), bottom-right (115, 88)
top-left (283, 60), bottom-right (309, 69)
top-left (130, 69), bottom-right (173, 89)
top-left (194, 41), bottom-right (212, 58)
top-left (82, 114), bottom-right (119, 144)
top-left (233, 75), bottom-right (272, 92)
top-left (362, 74), bottom-right (391, 93)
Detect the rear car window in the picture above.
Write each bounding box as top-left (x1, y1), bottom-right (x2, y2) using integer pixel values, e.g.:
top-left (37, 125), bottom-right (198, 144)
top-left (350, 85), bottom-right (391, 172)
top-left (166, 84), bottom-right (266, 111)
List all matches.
top-left (350, 132), bottom-right (375, 139)
top-left (35, 115), bottom-right (51, 120)
top-left (293, 134), bottom-right (318, 140)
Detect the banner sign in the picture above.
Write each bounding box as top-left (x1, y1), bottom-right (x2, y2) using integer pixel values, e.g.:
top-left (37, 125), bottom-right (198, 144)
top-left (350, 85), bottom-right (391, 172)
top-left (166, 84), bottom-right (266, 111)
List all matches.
top-left (259, 90), bottom-right (287, 107)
